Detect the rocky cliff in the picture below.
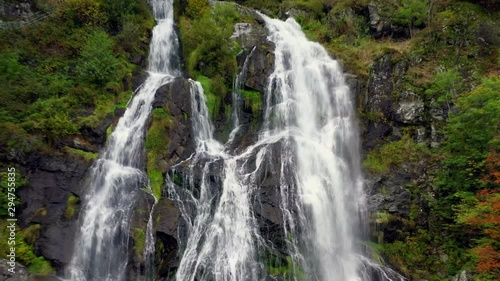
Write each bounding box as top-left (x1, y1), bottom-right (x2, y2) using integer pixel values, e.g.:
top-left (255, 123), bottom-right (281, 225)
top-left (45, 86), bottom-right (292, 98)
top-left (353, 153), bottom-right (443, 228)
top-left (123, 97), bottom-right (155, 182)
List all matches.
top-left (1, 1), bottom-right (498, 281)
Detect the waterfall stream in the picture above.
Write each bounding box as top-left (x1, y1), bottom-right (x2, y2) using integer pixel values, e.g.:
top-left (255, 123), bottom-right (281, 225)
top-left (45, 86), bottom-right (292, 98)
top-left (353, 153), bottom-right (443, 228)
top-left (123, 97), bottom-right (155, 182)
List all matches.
top-left (65, 0), bottom-right (405, 280)
top-left (66, 0), bottom-right (179, 280)
top-left (170, 13), bottom-right (406, 281)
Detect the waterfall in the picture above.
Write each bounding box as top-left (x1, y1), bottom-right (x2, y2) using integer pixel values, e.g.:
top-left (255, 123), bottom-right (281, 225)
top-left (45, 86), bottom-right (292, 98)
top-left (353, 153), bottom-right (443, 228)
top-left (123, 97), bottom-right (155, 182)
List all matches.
top-left (66, 0), bottom-right (179, 280)
top-left (261, 14), bottom-right (365, 280)
top-left (170, 12), bottom-right (405, 281)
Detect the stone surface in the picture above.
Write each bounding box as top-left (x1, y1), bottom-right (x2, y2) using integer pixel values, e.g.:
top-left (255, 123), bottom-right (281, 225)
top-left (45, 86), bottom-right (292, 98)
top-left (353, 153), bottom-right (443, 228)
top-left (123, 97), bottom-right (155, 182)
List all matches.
top-left (394, 91), bottom-right (425, 124)
top-left (153, 77), bottom-right (196, 168)
top-left (153, 198), bottom-right (181, 278)
top-left (12, 153), bottom-right (92, 275)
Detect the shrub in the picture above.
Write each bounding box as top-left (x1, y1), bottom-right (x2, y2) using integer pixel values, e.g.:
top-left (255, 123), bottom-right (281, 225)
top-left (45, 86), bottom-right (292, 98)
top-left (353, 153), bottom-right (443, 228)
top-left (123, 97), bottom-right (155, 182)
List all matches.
top-left (75, 30), bottom-right (118, 85)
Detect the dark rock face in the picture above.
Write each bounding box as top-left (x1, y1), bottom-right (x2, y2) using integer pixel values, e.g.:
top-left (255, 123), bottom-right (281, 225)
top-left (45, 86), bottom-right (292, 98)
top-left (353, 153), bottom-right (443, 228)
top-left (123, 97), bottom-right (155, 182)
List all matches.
top-left (127, 191), bottom-right (156, 281)
top-left (243, 41), bottom-right (275, 94)
top-left (153, 199), bottom-right (181, 278)
top-left (366, 3), bottom-right (409, 39)
top-left (0, 0), bottom-right (34, 20)
top-left (152, 77), bottom-right (196, 168)
top-left (73, 113), bottom-right (114, 152)
top-left (14, 154), bottom-right (92, 274)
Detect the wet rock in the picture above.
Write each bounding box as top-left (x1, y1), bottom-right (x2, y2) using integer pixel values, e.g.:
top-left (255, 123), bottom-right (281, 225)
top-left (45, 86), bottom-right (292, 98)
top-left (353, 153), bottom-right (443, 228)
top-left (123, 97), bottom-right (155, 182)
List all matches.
top-left (133, 69), bottom-right (149, 92)
top-left (367, 3), bottom-right (409, 39)
top-left (153, 198), bottom-right (181, 277)
top-left (231, 22), bottom-right (267, 50)
top-left (127, 190), bottom-right (156, 281)
top-left (243, 41), bottom-right (275, 94)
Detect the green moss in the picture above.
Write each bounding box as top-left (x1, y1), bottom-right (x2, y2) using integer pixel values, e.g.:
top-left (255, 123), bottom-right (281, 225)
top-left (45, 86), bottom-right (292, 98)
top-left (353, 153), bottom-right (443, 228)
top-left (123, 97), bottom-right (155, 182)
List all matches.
top-left (197, 75), bottom-right (221, 117)
top-left (64, 147), bottom-right (98, 162)
top-left (265, 254), bottom-right (304, 280)
top-left (28, 257), bottom-right (54, 275)
top-left (364, 241), bottom-right (384, 264)
top-left (362, 134), bottom-right (428, 174)
top-left (65, 194), bottom-right (80, 219)
top-left (240, 89), bottom-right (261, 113)
top-left (21, 224), bottom-right (41, 245)
top-left (145, 107), bottom-right (172, 199)
top-left (133, 227), bottom-right (146, 260)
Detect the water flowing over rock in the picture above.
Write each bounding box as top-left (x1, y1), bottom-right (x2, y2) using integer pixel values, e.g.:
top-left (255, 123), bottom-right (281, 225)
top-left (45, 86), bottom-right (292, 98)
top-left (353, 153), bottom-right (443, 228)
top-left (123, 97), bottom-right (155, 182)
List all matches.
top-left (65, 0), bottom-right (181, 280)
top-left (166, 11), bottom-right (406, 281)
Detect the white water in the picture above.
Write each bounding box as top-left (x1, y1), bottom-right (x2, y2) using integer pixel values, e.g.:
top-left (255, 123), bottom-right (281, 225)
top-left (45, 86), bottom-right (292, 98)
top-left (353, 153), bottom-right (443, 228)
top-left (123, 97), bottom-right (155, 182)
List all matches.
top-left (171, 13), bottom-right (406, 281)
top-left (262, 15), bottom-right (364, 281)
top-left (66, 0), bottom-right (179, 280)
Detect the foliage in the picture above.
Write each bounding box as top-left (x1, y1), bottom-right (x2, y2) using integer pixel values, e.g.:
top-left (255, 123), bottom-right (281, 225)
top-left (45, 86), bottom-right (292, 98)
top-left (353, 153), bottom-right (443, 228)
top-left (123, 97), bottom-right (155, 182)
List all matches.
top-left (0, 0), bottom-right (152, 152)
top-left (383, 229), bottom-right (444, 279)
top-left (0, 170), bottom-right (24, 217)
top-left (393, 0), bottom-right (429, 30)
top-left (425, 68), bottom-right (464, 110)
top-left (240, 89), bottom-right (262, 113)
top-left (0, 221), bottom-right (53, 275)
top-left (179, 2), bottom-right (241, 104)
top-left (146, 108), bottom-right (173, 199)
top-left (455, 188), bottom-right (500, 279)
top-left (363, 134), bottom-right (429, 174)
top-left (185, 0), bottom-right (210, 18)
top-left (75, 30), bottom-right (118, 85)
top-left (436, 77), bottom-right (500, 196)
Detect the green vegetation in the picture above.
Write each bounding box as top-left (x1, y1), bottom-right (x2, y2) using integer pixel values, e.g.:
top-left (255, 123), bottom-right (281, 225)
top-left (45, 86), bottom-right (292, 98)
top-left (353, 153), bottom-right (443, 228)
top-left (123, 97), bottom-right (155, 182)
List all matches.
top-left (65, 194), bottom-right (80, 219)
top-left (64, 147), bottom-right (99, 162)
top-left (240, 89), bottom-right (262, 113)
top-left (265, 254), bottom-right (304, 280)
top-left (0, 0), bottom-right (154, 154)
top-left (179, 2), bottom-right (242, 119)
top-left (363, 134), bottom-right (429, 174)
top-left (146, 108), bottom-right (173, 199)
top-left (197, 75), bottom-right (221, 117)
top-left (0, 221), bottom-right (53, 275)
top-left (132, 227), bottom-right (146, 260)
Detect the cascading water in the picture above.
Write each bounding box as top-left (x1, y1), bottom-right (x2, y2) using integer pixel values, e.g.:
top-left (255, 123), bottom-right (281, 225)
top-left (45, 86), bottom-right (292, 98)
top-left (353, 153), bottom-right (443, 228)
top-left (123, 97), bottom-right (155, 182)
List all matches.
top-left (170, 12), bottom-right (405, 281)
top-left (261, 14), bottom-right (367, 281)
top-left (66, 0), bottom-right (179, 280)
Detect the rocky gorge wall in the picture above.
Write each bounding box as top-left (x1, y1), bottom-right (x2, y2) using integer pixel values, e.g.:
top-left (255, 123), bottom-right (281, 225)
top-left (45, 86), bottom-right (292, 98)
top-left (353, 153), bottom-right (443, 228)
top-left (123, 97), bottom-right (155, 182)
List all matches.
top-left (1, 1), bottom-right (498, 281)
